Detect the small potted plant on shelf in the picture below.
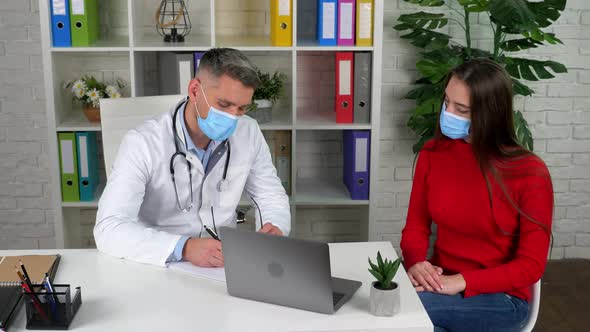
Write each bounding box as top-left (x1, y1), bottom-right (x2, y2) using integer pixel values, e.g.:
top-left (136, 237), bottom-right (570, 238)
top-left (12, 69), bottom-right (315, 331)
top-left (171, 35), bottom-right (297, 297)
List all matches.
top-left (65, 75), bottom-right (126, 122)
top-left (368, 251), bottom-right (402, 317)
top-left (248, 68), bottom-right (287, 124)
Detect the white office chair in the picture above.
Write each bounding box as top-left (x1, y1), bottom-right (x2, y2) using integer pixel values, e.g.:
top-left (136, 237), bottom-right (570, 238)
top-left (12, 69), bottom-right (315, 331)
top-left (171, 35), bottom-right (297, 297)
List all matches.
top-left (520, 280), bottom-right (541, 332)
top-left (100, 95), bottom-right (183, 178)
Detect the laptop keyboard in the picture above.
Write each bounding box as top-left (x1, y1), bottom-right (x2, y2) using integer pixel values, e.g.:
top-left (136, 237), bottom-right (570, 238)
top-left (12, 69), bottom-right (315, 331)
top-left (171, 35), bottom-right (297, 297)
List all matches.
top-left (332, 292), bottom-right (345, 306)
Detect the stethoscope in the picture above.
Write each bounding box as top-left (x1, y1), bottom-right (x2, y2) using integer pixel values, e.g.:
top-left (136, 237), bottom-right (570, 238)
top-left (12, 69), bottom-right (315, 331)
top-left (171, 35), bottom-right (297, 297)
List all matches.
top-left (169, 98), bottom-right (231, 213)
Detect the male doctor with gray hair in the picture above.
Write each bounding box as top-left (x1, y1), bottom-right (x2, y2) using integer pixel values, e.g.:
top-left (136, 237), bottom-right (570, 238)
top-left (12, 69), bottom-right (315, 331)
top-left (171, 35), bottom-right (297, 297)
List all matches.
top-left (94, 48), bottom-right (290, 267)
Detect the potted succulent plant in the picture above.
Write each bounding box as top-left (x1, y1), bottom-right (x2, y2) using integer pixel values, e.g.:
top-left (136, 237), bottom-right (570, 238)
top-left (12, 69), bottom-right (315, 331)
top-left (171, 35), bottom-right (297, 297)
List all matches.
top-left (368, 251), bottom-right (402, 317)
top-left (65, 75), bottom-right (126, 122)
top-left (248, 68), bottom-right (287, 124)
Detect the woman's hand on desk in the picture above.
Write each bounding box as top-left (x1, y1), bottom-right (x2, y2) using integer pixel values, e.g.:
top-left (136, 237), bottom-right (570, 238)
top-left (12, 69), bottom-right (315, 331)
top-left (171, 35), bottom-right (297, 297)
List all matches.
top-left (407, 261), bottom-right (444, 292)
top-left (182, 238), bottom-right (224, 267)
top-left (414, 274), bottom-right (466, 296)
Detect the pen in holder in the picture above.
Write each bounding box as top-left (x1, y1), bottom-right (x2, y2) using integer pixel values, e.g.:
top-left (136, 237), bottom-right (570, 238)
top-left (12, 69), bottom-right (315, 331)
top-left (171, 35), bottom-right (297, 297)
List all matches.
top-left (23, 284), bottom-right (82, 330)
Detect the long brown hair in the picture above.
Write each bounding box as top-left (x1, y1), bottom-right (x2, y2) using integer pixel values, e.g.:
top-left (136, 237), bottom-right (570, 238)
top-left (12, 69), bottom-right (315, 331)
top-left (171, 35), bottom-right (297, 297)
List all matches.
top-left (431, 58), bottom-right (553, 239)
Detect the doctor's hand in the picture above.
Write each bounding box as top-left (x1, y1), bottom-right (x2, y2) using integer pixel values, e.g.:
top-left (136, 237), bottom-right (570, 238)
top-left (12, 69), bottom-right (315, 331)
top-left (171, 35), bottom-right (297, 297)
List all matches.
top-left (182, 238), bottom-right (224, 267)
top-left (407, 261), bottom-right (444, 292)
top-left (258, 223), bottom-right (283, 236)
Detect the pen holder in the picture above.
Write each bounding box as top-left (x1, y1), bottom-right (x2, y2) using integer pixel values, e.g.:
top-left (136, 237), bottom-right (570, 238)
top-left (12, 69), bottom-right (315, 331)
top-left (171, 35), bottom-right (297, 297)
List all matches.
top-left (24, 284), bottom-right (82, 330)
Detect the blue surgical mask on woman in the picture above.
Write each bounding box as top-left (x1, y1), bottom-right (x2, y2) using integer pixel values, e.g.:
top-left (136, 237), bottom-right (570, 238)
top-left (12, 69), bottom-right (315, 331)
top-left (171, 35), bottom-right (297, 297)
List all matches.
top-left (194, 85), bottom-right (238, 141)
top-left (439, 102), bottom-right (471, 139)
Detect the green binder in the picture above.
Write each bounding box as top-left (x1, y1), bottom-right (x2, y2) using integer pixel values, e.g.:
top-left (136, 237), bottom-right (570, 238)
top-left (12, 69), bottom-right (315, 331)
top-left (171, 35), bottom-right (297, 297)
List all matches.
top-left (70, 0), bottom-right (99, 47)
top-left (58, 132), bottom-right (80, 202)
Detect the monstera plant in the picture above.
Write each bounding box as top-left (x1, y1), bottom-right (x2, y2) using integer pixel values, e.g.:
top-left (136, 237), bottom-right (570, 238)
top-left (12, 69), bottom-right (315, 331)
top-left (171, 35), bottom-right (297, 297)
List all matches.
top-left (394, 0), bottom-right (568, 152)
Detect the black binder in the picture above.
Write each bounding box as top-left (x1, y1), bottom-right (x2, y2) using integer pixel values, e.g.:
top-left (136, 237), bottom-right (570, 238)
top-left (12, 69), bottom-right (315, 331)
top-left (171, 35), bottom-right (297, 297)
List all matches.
top-left (0, 286), bottom-right (22, 331)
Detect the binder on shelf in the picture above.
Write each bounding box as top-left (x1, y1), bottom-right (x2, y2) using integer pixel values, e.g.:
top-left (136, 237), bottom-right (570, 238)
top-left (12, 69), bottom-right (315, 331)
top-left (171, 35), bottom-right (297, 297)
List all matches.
top-left (193, 52), bottom-right (205, 76)
top-left (353, 52), bottom-right (371, 123)
top-left (317, 0), bottom-right (338, 46)
top-left (58, 132), bottom-right (80, 202)
top-left (76, 132), bottom-right (98, 202)
top-left (356, 0), bottom-right (373, 46)
top-left (270, 0), bottom-right (293, 46)
top-left (343, 130), bottom-right (370, 200)
top-left (335, 52), bottom-right (354, 123)
top-left (50, 0), bottom-right (72, 47)
top-left (158, 52), bottom-right (194, 95)
top-left (275, 131), bottom-right (291, 195)
top-left (262, 131), bottom-right (277, 165)
top-left (69, 0), bottom-right (99, 47)
top-left (337, 0), bottom-right (355, 46)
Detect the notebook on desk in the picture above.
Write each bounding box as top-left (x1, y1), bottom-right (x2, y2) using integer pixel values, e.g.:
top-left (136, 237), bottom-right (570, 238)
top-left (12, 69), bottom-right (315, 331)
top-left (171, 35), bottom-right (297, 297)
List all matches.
top-left (0, 254), bottom-right (61, 331)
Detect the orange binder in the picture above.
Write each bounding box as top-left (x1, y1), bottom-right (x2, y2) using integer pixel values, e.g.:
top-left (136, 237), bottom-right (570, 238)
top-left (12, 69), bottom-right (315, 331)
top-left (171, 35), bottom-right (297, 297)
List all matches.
top-left (270, 0), bottom-right (292, 46)
top-left (335, 52), bottom-right (354, 123)
top-left (356, 0), bottom-right (374, 46)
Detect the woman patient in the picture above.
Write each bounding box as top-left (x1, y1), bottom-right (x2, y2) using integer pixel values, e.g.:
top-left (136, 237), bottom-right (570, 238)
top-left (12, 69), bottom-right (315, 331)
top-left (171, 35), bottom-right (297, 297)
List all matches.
top-left (401, 58), bottom-right (553, 332)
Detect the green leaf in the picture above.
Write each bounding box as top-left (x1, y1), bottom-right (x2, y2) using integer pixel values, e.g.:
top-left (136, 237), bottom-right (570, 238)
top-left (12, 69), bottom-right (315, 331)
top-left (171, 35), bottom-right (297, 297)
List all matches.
top-left (383, 264), bottom-right (396, 289)
top-left (489, 0), bottom-right (537, 33)
top-left (512, 78), bottom-right (535, 97)
top-left (457, 0), bottom-right (490, 12)
top-left (542, 32), bottom-right (562, 45)
top-left (377, 251), bottom-right (384, 267)
top-left (504, 57), bottom-right (567, 81)
top-left (368, 269), bottom-right (384, 282)
top-left (368, 258), bottom-right (379, 272)
top-left (405, 81), bottom-right (445, 104)
top-left (391, 258), bottom-right (402, 278)
top-left (500, 38), bottom-right (543, 52)
top-left (416, 59), bottom-right (453, 83)
top-left (514, 110), bottom-right (534, 151)
top-left (414, 97), bottom-right (441, 116)
top-left (398, 12), bottom-right (448, 30)
top-left (397, 28), bottom-right (451, 49)
top-left (403, 0), bottom-right (445, 6)
top-left (527, 0), bottom-right (566, 28)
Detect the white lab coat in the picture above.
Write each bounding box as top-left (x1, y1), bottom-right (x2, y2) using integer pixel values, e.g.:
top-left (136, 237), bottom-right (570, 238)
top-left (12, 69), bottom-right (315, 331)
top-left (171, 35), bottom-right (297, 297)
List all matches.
top-left (94, 99), bottom-right (291, 267)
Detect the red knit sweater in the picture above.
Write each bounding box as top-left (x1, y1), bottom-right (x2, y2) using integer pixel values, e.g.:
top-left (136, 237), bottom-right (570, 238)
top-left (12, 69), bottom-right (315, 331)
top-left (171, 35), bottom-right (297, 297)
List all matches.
top-left (401, 138), bottom-right (553, 301)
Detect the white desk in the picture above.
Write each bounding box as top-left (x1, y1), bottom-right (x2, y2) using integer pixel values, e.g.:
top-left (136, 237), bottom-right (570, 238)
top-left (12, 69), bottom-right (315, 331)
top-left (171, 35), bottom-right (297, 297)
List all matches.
top-left (4, 242), bottom-right (432, 331)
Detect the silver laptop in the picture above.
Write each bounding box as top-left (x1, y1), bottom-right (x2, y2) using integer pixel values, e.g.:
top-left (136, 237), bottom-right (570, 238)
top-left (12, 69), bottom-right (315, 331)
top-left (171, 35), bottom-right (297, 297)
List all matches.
top-left (220, 227), bottom-right (362, 314)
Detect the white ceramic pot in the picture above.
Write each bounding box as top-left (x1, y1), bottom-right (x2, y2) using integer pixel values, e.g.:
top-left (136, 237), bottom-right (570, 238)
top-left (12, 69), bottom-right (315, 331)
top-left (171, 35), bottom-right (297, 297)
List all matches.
top-left (369, 281), bottom-right (400, 317)
top-left (251, 99), bottom-right (273, 124)
top-left (254, 99), bottom-right (273, 109)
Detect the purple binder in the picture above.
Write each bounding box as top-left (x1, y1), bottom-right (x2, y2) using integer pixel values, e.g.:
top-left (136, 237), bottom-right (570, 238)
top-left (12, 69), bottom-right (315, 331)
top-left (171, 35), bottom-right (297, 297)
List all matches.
top-left (343, 130), bottom-right (370, 200)
top-left (337, 0), bottom-right (356, 46)
top-left (193, 52), bottom-right (205, 76)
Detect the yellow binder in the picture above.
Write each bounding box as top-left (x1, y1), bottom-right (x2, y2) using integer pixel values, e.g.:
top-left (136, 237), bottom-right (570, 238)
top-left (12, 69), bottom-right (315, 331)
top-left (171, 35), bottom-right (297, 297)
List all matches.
top-left (356, 0), bottom-right (374, 46)
top-left (270, 0), bottom-right (292, 46)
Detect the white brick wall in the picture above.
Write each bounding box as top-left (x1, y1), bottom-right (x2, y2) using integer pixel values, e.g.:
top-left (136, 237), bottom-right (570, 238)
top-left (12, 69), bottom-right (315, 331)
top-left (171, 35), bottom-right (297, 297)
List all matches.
top-left (379, 1), bottom-right (590, 259)
top-left (0, 0), bottom-right (55, 249)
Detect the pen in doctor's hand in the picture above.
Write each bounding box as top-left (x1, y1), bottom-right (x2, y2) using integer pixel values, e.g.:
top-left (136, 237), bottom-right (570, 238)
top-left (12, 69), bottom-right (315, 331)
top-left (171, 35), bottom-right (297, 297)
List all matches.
top-left (203, 225), bottom-right (220, 241)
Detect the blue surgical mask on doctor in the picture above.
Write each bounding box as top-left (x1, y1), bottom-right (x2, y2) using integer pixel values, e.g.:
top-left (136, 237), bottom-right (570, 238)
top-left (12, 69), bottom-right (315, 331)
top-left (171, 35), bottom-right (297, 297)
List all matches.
top-left (194, 84), bottom-right (238, 141)
top-left (439, 102), bottom-right (471, 139)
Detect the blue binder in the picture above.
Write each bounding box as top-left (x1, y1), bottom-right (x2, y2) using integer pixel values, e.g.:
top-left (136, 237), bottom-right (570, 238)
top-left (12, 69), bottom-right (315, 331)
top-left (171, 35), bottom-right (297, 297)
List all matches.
top-left (50, 0), bottom-right (72, 47)
top-left (75, 132), bottom-right (99, 201)
top-left (343, 130), bottom-right (370, 200)
top-left (317, 0), bottom-right (338, 46)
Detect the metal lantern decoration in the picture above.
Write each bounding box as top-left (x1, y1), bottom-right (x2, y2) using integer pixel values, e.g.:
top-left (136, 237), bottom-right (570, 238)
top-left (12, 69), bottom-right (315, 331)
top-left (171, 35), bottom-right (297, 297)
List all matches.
top-left (155, 0), bottom-right (191, 42)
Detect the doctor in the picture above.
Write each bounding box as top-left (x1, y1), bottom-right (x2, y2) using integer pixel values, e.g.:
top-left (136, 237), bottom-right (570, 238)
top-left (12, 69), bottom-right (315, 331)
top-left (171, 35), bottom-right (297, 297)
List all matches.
top-left (94, 48), bottom-right (291, 267)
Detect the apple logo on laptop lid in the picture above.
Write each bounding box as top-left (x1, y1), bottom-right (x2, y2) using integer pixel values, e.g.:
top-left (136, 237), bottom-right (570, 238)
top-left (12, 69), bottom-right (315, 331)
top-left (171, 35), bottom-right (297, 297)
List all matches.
top-left (268, 262), bottom-right (284, 278)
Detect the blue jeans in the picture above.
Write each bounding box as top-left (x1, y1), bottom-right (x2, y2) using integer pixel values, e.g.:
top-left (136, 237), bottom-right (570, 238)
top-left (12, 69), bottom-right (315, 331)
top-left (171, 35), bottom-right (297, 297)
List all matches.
top-left (418, 292), bottom-right (529, 332)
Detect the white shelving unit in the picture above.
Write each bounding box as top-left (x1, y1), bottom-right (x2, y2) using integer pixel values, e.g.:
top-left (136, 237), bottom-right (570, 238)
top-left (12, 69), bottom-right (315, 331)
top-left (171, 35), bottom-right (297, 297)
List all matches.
top-left (39, 0), bottom-right (384, 248)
